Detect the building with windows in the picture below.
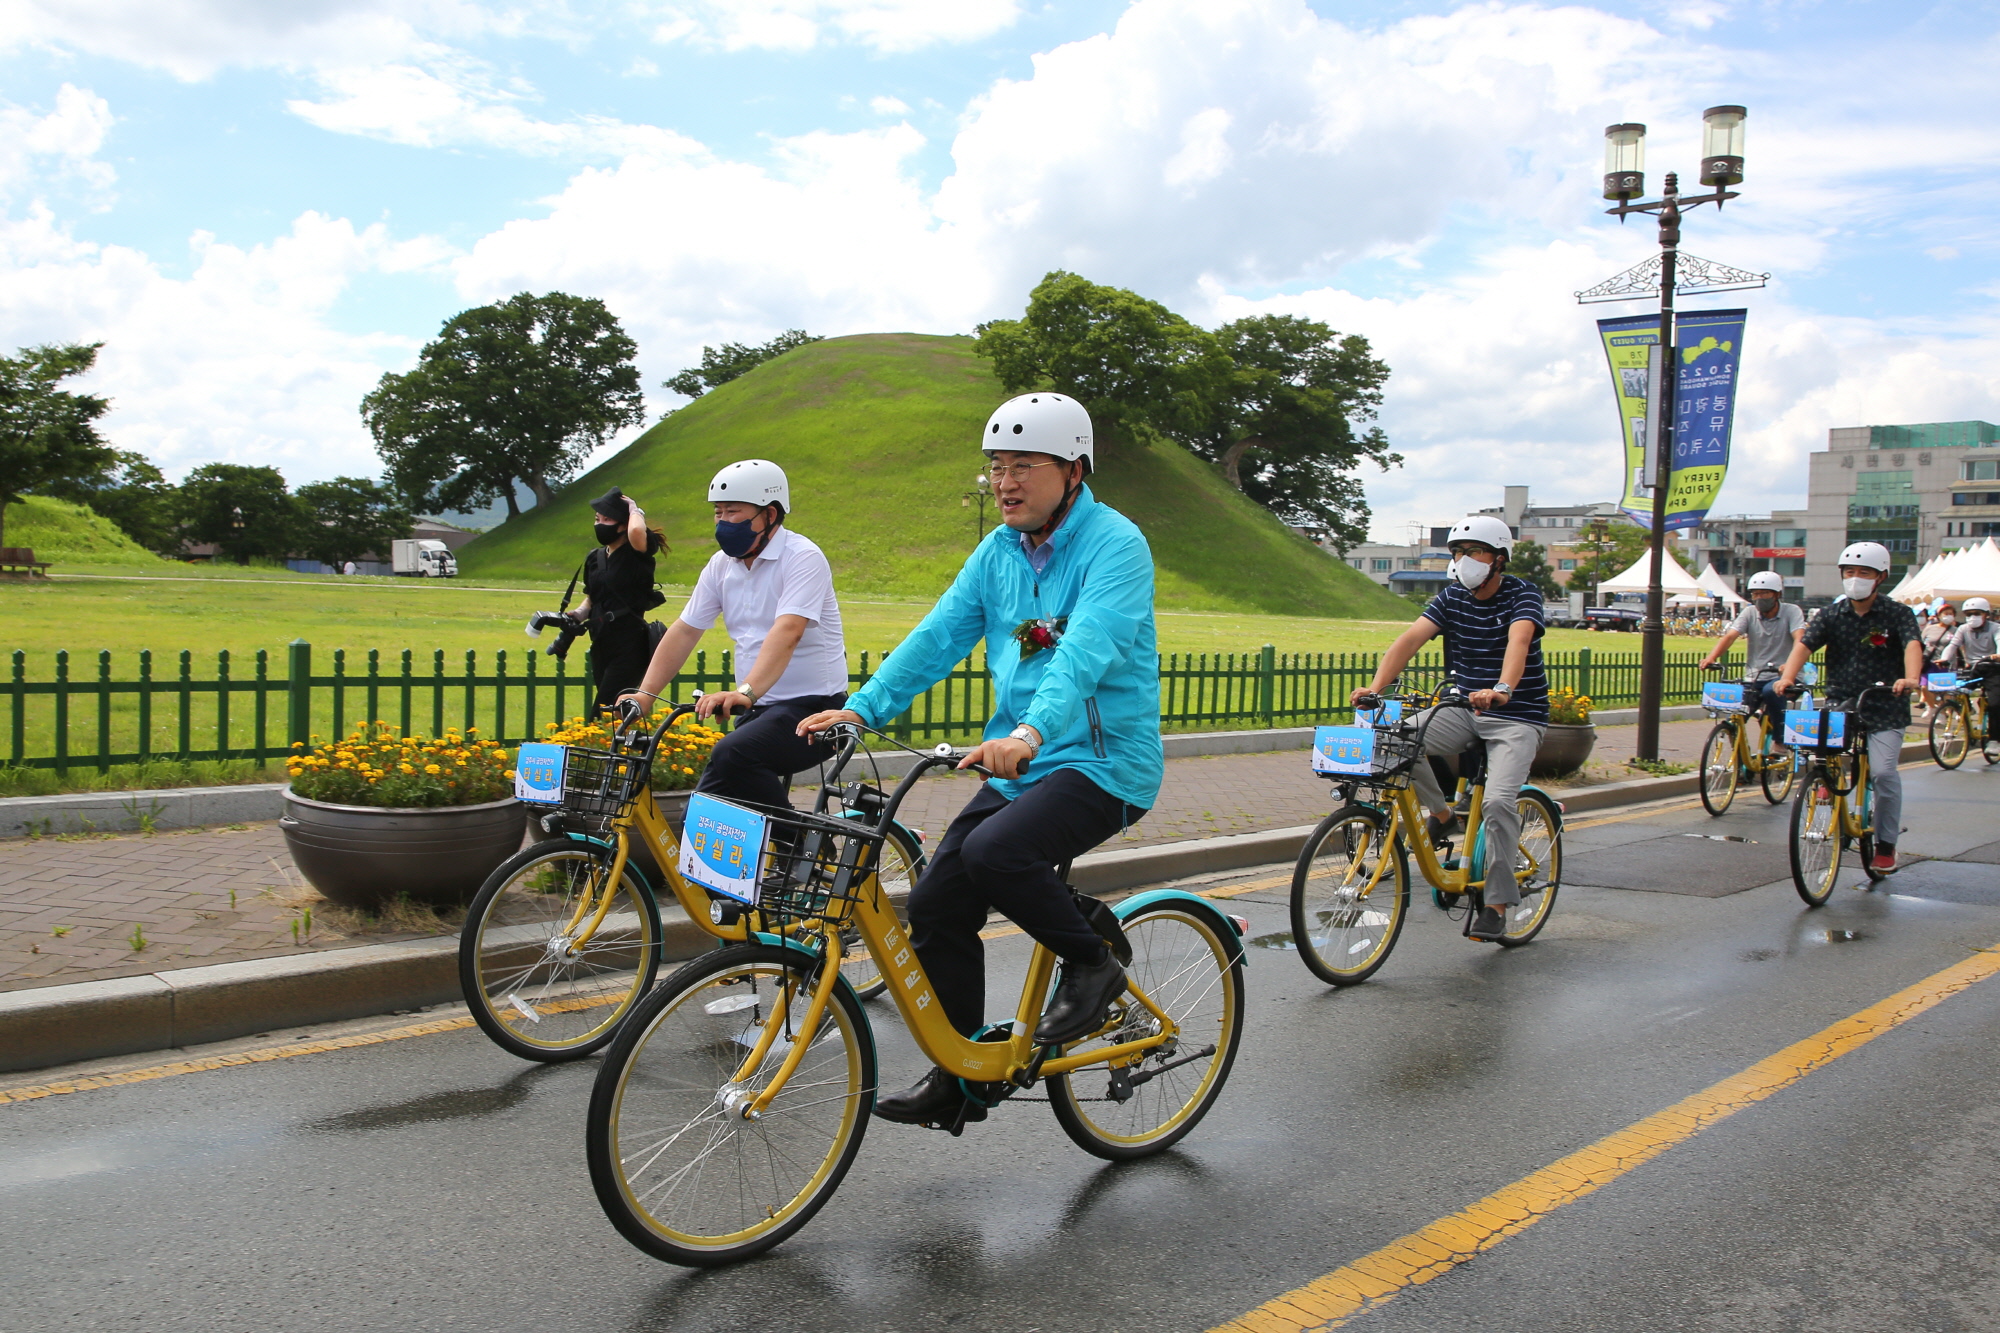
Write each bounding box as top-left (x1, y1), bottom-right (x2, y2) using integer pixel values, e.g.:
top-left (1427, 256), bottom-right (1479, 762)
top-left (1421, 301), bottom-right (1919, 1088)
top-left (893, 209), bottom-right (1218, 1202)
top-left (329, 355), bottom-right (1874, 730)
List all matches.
top-left (1342, 488), bottom-right (1640, 598)
top-left (1801, 420), bottom-right (1999, 599)
top-left (1671, 512), bottom-right (1812, 601)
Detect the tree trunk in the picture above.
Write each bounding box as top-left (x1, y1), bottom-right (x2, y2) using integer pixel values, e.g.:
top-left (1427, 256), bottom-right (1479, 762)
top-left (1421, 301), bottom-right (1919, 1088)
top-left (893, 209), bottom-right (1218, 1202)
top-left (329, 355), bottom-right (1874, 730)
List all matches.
top-left (502, 485), bottom-right (521, 520)
top-left (525, 475), bottom-right (554, 509)
top-left (1220, 436), bottom-right (1265, 491)
top-left (0, 502), bottom-right (8, 550)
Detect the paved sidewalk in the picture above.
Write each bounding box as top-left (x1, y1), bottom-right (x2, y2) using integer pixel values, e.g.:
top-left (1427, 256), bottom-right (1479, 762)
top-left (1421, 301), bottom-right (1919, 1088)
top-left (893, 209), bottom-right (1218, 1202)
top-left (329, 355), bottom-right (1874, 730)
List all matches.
top-left (0, 717), bottom-right (1903, 996)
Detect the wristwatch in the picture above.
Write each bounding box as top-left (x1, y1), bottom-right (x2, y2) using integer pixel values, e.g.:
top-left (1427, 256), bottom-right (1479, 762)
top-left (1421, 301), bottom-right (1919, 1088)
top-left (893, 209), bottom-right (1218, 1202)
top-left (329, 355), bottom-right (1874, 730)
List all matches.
top-left (1491, 682), bottom-right (1514, 696)
top-left (1008, 725), bottom-right (1042, 755)
top-left (737, 685), bottom-right (760, 705)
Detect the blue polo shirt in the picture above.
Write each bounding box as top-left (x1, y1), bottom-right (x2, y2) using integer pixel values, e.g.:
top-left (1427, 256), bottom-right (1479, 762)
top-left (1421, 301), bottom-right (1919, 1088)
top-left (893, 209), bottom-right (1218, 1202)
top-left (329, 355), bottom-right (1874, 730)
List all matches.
top-left (1420, 575), bottom-right (1549, 725)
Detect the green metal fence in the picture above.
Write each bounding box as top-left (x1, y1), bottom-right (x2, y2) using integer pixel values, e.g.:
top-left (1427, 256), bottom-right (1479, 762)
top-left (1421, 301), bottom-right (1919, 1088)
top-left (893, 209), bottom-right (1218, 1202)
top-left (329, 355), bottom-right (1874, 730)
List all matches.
top-left (5, 641), bottom-right (1741, 774)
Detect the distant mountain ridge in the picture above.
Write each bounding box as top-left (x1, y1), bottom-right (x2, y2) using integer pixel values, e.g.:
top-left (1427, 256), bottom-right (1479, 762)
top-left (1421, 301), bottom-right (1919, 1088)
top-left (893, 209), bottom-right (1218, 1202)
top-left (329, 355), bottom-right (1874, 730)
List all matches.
top-left (459, 333), bottom-right (1407, 619)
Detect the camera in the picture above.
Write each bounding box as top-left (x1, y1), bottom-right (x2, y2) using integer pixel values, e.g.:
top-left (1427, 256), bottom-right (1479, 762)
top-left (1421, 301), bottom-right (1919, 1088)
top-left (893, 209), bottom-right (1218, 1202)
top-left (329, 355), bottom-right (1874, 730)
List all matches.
top-left (526, 610), bottom-right (585, 661)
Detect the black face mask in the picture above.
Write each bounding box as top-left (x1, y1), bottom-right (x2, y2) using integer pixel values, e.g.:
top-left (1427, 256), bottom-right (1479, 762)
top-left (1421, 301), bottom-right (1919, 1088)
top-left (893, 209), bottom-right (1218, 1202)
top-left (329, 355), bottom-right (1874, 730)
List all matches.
top-left (594, 523), bottom-right (620, 546)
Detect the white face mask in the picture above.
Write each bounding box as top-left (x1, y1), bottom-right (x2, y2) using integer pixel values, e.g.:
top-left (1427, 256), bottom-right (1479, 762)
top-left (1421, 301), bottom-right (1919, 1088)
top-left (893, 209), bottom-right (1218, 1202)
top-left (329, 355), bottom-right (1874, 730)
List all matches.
top-left (1971, 614), bottom-right (1988, 626)
top-left (1451, 554), bottom-right (1493, 590)
top-left (1842, 575), bottom-right (1877, 601)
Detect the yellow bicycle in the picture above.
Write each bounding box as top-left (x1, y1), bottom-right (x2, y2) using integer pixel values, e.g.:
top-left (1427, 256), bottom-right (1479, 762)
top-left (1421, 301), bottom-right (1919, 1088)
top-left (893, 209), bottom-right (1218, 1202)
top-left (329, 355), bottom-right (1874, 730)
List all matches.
top-left (456, 704), bottom-right (924, 1062)
top-left (1927, 669), bottom-right (1997, 769)
top-left (1288, 683), bottom-right (1564, 985)
top-left (583, 723), bottom-right (1247, 1266)
top-left (1697, 674), bottom-right (1797, 814)
top-left (1786, 684), bottom-right (1895, 906)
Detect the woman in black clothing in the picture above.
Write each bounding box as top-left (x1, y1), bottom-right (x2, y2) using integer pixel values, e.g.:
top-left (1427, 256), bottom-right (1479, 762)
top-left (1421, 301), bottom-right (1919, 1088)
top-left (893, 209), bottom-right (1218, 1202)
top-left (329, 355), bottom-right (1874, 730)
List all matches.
top-left (574, 486), bottom-right (665, 710)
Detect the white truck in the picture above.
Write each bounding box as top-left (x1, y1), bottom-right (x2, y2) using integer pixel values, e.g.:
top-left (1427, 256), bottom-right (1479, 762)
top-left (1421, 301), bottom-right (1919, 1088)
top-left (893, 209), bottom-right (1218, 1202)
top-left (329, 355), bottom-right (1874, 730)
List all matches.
top-left (391, 538), bottom-right (458, 578)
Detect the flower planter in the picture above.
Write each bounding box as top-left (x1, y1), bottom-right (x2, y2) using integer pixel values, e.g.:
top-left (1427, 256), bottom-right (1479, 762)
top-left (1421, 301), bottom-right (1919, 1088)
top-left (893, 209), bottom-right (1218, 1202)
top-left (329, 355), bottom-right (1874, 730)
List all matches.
top-left (1531, 723), bottom-right (1597, 777)
top-left (522, 789), bottom-right (693, 883)
top-left (280, 789), bottom-right (528, 910)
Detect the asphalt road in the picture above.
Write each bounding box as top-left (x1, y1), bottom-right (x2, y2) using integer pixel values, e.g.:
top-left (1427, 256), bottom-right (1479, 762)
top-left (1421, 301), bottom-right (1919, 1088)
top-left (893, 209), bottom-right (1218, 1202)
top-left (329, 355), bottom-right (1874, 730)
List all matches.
top-left (4, 761), bottom-right (1998, 1333)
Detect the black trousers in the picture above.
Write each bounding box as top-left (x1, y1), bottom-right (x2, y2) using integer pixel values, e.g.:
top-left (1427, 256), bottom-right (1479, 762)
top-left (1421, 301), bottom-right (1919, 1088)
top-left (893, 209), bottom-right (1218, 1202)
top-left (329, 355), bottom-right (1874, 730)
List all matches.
top-left (909, 768), bottom-right (1146, 1037)
top-left (695, 693), bottom-right (846, 811)
top-left (589, 627), bottom-right (652, 711)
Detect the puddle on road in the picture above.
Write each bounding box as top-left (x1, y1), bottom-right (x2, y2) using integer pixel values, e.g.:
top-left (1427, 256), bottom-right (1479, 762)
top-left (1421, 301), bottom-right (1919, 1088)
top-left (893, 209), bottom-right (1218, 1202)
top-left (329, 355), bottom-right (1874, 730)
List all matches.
top-left (1247, 930), bottom-right (1299, 952)
top-left (1820, 929), bottom-right (1867, 944)
top-left (302, 1068), bottom-right (553, 1135)
top-left (1682, 833), bottom-right (1759, 844)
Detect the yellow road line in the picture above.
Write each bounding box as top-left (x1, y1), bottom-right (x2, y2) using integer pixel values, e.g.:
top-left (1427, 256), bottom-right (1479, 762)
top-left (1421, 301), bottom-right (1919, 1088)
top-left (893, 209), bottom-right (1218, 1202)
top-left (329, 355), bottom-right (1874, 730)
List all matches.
top-left (1210, 942), bottom-right (2000, 1333)
top-left (0, 1015), bottom-right (478, 1105)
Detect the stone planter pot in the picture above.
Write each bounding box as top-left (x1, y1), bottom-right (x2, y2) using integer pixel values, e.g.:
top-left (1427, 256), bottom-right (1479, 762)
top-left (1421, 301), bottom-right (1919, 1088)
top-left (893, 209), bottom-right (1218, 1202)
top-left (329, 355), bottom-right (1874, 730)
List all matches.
top-left (523, 789), bottom-right (693, 883)
top-left (281, 789), bottom-right (528, 910)
top-left (1531, 722), bottom-right (1597, 778)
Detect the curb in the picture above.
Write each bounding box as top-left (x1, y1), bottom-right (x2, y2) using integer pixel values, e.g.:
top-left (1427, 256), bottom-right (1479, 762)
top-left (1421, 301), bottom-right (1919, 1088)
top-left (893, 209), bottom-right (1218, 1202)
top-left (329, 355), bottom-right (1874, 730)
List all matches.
top-left (0, 743), bottom-right (1935, 1075)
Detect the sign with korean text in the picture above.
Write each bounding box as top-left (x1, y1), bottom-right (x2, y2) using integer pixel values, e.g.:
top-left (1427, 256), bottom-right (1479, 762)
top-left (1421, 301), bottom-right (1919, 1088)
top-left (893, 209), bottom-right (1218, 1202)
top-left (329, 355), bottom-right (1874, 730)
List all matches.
top-left (1599, 307), bottom-right (1748, 531)
top-left (1752, 547), bottom-right (1805, 559)
top-left (1311, 725), bottom-right (1377, 776)
top-left (514, 743), bottom-right (566, 804)
top-left (678, 793), bottom-right (769, 904)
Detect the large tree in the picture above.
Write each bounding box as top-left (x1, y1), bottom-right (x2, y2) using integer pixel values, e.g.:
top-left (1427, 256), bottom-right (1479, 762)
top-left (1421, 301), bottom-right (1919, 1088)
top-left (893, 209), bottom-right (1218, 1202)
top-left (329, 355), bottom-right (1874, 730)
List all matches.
top-left (295, 476), bottom-right (413, 568)
top-left (0, 342), bottom-right (116, 548)
top-left (1194, 313), bottom-right (1397, 551)
top-left (663, 329), bottom-right (821, 400)
top-left (42, 449), bottom-right (180, 553)
top-left (1510, 536), bottom-right (1566, 599)
top-left (363, 292), bottom-right (645, 518)
top-left (179, 463), bottom-right (300, 564)
top-left (974, 271), bottom-right (1227, 447)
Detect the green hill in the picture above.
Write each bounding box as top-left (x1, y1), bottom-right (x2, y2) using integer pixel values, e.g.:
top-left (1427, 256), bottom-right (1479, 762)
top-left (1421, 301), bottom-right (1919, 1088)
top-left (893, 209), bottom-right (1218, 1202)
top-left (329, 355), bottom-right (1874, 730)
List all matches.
top-left (460, 333), bottom-right (1407, 618)
top-left (3, 496), bottom-right (167, 566)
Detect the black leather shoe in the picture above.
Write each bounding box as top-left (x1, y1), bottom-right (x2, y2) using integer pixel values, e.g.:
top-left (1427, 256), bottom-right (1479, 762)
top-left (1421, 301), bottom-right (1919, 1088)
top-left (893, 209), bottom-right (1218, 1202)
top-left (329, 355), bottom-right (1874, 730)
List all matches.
top-left (1467, 906), bottom-right (1506, 941)
top-left (872, 1067), bottom-right (986, 1129)
top-left (1034, 950), bottom-right (1126, 1045)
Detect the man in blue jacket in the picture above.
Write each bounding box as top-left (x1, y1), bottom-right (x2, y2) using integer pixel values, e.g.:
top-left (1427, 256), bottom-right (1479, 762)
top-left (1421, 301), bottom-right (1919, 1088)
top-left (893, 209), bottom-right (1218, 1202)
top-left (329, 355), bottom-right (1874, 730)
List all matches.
top-left (797, 392), bottom-right (1162, 1130)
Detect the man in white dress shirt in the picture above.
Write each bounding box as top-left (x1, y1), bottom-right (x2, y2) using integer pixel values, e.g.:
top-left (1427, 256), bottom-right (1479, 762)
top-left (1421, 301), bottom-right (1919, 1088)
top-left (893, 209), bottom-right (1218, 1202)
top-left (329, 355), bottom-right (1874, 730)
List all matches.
top-left (621, 460), bottom-right (848, 809)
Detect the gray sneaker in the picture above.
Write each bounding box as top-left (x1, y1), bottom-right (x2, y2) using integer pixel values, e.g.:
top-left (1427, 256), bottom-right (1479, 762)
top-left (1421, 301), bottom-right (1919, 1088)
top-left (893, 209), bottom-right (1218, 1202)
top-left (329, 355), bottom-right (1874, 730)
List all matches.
top-left (1467, 906), bottom-right (1506, 941)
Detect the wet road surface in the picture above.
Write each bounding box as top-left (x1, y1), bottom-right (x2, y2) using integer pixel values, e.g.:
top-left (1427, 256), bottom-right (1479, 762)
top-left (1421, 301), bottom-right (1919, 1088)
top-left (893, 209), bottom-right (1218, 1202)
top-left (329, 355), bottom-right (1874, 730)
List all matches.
top-left (4, 762), bottom-right (1998, 1333)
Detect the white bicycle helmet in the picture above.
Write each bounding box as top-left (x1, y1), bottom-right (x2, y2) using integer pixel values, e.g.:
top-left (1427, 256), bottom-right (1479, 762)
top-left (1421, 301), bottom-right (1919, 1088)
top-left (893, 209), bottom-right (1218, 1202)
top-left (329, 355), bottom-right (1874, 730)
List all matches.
top-left (1965, 597), bottom-right (1993, 613)
top-left (708, 459), bottom-right (790, 514)
top-left (982, 393), bottom-right (1093, 469)
top-left (1747, 570), bottom-right (1784, 593)
top-left (1445, 514), bottom-right (1515, 558)
top-left (1836, 540), bottom-right (1891, 573)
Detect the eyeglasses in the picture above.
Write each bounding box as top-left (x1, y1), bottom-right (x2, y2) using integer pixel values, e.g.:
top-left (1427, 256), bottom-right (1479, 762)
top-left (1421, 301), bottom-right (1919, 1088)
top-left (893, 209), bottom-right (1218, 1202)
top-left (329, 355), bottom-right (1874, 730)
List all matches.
top-left (1447, 544), bottom-right (1496, 559)
top-left (984, 460), bottom-right (1062, 483)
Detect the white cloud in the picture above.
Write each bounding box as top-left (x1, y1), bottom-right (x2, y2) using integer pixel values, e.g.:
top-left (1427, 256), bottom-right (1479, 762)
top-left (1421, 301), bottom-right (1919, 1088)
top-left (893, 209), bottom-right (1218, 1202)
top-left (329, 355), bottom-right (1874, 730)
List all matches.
top-left (0, 209), bottom-right (450, 481)
top-left (0, 85), bottom-right (116, 199)
top-left (646, 0), bottom-right (1021, 53)
top-left (869, 95), bottom-right (910, 116)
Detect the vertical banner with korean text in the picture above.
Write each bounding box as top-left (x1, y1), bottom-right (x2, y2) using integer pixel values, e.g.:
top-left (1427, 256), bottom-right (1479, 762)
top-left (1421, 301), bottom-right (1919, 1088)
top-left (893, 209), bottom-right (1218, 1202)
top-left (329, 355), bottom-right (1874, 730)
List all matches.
top-left (1597, 313), bottom-right (1660, 523)
top-left (1666, 307), bottom-right (1746, 529)
top-left (1598, 307), bottom-right (1747, 531)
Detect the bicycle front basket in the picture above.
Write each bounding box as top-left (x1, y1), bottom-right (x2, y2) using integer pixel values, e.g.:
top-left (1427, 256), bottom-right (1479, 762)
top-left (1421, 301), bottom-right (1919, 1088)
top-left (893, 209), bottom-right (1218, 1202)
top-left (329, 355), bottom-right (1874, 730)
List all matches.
top-left (1311, 722), bottom-right (1420, 784)
top-left (1782, 707), bottom-right (1855, 754)
top-left (558, 745), bottom-right (650, 822)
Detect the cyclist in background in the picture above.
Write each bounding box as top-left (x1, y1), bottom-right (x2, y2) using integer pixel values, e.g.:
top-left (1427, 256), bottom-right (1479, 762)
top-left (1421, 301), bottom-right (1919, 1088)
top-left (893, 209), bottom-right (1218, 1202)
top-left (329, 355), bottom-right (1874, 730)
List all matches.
top-left (1774, 541), bottom-right (1922, 874)
top-left (1700, 570), bottom-right (1805, 733)
top-left (1350, 514), bottom-right (1547, 943)
top-left (1920, 602), bottom-right (1958, 717)
top-left (797, 392), bottom-right (1162, 1131)
top-left (619, 460), bottom-right (848, 811)
top-left (1940, 597), bottom-right (2000, 718)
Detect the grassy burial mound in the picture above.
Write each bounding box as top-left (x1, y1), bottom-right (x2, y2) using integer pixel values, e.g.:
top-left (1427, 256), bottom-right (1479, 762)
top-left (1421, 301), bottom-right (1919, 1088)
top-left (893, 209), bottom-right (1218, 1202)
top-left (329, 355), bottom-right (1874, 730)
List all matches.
top-left (3, 496), bottom-right (167, 566)
top-left (459, 333), bottom-right (1407, 619)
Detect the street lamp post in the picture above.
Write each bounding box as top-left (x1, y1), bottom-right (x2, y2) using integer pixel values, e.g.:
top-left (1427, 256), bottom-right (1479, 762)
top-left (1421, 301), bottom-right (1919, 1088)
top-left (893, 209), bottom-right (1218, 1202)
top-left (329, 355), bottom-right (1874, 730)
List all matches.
top-left (961, 472), bottom-right (992, 546)
top-left (1588, 106), bottom-right (1758, 762)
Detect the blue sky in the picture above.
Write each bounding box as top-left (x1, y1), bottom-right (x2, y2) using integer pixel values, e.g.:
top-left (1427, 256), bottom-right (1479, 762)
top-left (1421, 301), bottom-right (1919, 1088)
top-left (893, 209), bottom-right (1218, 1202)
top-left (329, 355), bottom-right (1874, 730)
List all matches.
top-left (3, 0), bottom-right (1995, 541)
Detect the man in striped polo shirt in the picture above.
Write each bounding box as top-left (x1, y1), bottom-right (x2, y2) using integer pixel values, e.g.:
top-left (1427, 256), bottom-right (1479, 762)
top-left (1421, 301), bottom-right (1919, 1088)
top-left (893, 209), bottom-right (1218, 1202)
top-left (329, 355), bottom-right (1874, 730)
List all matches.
top-left (1353, 514), bottom-right (1548, 941)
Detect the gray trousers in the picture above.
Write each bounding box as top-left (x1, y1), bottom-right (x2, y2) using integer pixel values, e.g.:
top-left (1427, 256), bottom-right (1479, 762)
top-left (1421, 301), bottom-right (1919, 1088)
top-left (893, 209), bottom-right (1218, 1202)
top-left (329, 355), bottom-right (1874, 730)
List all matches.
top-left (1864, 729), bottom-right (1903, 850)
top-left (1409, 708), bottom-right (1544, 906)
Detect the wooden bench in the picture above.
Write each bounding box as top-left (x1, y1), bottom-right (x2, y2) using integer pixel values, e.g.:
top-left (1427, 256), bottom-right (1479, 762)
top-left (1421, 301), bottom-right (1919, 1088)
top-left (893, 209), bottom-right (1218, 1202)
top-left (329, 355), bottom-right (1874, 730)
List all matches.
top-left (0, 547), bottom-right (51, 576)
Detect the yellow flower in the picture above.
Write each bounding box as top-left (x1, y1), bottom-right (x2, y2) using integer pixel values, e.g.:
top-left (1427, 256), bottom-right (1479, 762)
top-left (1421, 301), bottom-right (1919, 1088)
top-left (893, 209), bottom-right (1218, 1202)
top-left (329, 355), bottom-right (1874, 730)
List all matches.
top-left (424, 763), bottom-right (441, 775)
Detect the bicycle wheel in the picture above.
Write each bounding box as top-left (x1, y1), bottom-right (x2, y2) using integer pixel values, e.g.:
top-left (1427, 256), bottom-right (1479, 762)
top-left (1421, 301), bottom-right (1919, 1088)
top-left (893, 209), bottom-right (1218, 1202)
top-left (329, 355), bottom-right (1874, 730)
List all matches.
top-left (1496, 789), bottom-right (1562, 947)
top-left (459, 840), bottom-right (664, 1062)
top-left (1699, 721), bottom-right (1741, 815)
top-left (1789, 773), bottom-right (1843, 907)
top-left (837, 823), bottom-right (920, 1002)
top-left (1288, 805), bottom-right (1409, 985)
top-left (1930, 701), bottom-right (1968, 769)
top-left (587, 943), bottom-right (875, 1267)
top-left (1760, 736), bottom-right (1796, 805)
top-left (1048, 898), bottom-right (1245, 1161)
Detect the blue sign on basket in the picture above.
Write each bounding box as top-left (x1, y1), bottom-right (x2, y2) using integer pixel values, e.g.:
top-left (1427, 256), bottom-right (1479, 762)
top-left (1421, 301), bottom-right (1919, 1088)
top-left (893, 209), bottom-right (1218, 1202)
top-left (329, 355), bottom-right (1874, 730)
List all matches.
top-left (1702, 682), bottom-right (1747, 713)
top-left (1311, 725), bottom-right (1377, 776)
top-left (1783, 708), bottom-right (1845, 749)
top-left (1927, 671), bottom-right (1963, 691)
top-left (1355, 699), bottom-right (1404, 727)
top-left (514, 742), bottom-right (566, 804)
top-left (678, 793), bottom-right (769, 904)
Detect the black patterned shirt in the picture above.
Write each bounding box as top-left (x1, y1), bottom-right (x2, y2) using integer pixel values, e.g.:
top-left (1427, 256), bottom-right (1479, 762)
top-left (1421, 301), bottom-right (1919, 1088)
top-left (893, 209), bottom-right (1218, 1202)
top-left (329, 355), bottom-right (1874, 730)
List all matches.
top-left (1800, 596), bottom-right (1920, 732)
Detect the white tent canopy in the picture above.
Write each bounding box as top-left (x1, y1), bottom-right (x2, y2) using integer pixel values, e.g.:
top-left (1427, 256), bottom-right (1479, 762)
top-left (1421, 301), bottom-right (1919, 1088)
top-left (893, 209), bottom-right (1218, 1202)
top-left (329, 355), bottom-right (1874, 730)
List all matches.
top-left (1697, 563), bottom-right (1748, 606)
top-left (1597, 551), bottom-right (1705, 596)
top-left (1927, 539), bottom-right (2000, 603)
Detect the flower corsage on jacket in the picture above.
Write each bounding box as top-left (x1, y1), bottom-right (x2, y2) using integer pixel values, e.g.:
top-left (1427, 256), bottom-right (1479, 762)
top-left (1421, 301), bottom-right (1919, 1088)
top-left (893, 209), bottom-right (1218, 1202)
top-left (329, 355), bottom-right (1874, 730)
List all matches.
top-left (1011, 616), bottom-right (1069, 659)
